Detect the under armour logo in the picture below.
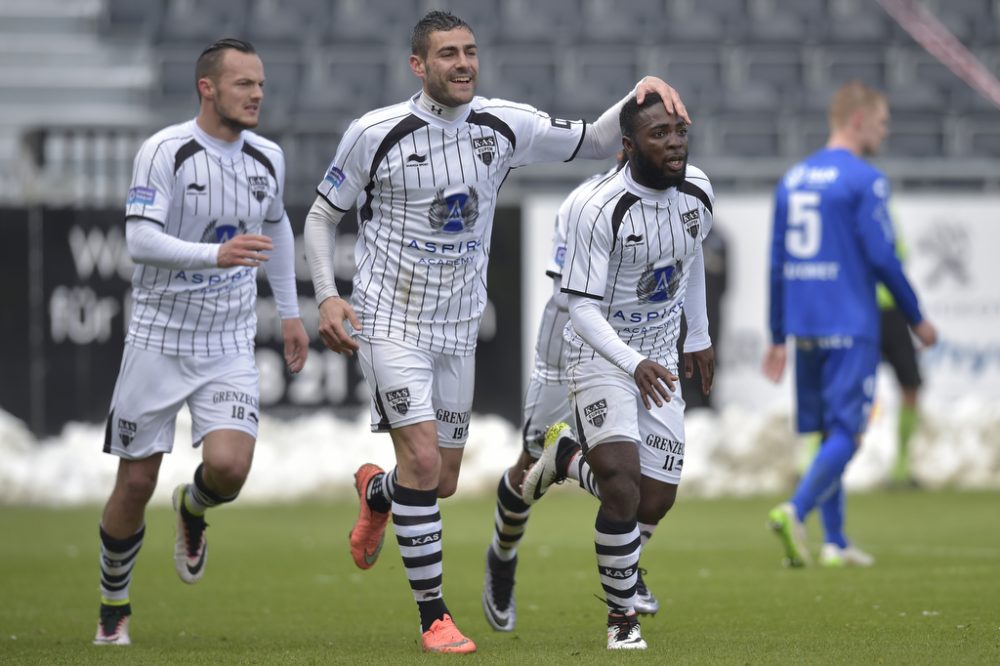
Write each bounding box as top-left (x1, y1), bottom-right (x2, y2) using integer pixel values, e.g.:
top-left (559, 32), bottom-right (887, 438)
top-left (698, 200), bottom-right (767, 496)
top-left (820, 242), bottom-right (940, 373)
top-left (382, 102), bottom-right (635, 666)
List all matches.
top-left (430, 103), bottom-right (443, 115)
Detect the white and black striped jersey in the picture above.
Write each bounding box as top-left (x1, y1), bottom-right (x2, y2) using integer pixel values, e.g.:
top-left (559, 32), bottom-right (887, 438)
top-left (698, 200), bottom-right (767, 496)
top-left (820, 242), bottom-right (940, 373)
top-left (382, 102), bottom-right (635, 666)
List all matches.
top-left (317, 94), bottom-right (587, 356)
top-left (124, 119), bottom-right (286, 356)
top-left (561, 164), bottom-right (714, 371)
top-left (533, 166), bottom-right (620, 384)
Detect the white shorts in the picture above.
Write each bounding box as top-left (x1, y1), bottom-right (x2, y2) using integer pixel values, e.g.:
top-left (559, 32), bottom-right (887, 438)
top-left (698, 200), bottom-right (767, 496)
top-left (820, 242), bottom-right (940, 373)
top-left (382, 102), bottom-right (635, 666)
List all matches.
top-left (569, 356), bottom-right (686, 484)
top-left (103, 345), bottom-right (260, 460)
top-left (521, 372), bottom-right (571, 459)
top-left (356, 336), bottom-right (475, 449)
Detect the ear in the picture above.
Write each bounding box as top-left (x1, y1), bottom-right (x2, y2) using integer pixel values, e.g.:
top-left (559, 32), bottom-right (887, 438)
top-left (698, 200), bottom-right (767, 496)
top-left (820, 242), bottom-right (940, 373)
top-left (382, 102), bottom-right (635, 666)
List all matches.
top-left (622, 135), bottom-right (634, 155)
top-left (409, 54), bottom-right (424, 79)
top-left (197, 76), bottom-right (214, 100)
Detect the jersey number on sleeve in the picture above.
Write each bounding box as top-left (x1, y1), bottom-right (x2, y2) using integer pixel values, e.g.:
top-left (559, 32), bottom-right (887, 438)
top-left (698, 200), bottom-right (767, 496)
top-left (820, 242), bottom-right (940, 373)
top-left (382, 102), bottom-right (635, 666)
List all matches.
top-left (786, 191), bottom-right (821, 259)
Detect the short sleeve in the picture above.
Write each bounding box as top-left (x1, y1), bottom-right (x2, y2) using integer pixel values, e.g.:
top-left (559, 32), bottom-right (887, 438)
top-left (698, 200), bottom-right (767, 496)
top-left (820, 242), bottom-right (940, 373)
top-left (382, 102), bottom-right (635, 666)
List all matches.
top-left (316, 118), bottom-right (370, 212)
top-left (125, 137), bottom-right (175, 225)
top-left (501, 102), bottom-right (586, 168)
top-left (561, 195), bottom-right (611, 300)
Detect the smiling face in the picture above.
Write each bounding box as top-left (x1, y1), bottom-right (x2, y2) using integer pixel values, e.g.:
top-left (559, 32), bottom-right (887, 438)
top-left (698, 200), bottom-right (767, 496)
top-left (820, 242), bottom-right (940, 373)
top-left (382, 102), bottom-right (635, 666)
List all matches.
top-left (198, 49), bottom-right (264, 136)
top-left (623, 103), bottom-right (689, 190)
top-left (409, 27), bottom-right (478, 107)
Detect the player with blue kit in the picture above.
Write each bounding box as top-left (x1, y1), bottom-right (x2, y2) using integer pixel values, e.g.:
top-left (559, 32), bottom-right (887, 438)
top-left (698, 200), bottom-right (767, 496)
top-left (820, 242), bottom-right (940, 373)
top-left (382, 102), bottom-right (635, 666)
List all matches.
top-left (762, 81), bottom-right (937, 568)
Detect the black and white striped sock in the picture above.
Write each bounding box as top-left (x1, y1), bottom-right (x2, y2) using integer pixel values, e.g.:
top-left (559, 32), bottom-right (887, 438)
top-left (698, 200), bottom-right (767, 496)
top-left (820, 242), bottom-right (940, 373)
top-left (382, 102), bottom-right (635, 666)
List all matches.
top-left (99, 524), bottom-right (145, 605)
top-left (366, 466), bottom-right (397, 514)
top-left (595, 509), bottom-right (640, 614)
top-left (185, 463), bottom-right (238, 516)
top-left (490, 471), bottom-right (530, 561)
top-left (392, 484), bottom-right (449, 632)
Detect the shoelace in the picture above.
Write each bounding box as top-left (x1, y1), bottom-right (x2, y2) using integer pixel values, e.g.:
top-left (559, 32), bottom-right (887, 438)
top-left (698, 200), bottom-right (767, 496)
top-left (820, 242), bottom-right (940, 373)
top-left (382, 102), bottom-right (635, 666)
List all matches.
top-left (181, 507), bottom-right (208, 557)
top-left (607, 612), bottom-right (638, 641)
top-left (636, 567), bottom-right (649, 596)
top-left (489, 558), bottom-right (516, 609)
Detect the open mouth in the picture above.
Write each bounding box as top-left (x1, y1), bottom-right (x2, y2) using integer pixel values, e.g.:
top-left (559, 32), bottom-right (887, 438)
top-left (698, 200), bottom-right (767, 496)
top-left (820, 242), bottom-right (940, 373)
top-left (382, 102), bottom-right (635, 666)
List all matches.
top-left (451, 76), bottom-right (473, 86)
top-left (666, 156), bottom-right (685, 171)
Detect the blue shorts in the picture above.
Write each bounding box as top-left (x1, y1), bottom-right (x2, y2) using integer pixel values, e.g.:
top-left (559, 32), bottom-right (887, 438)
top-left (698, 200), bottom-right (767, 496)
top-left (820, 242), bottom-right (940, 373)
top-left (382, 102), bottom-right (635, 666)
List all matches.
top-left (794, 337), bottom-right (879, 437)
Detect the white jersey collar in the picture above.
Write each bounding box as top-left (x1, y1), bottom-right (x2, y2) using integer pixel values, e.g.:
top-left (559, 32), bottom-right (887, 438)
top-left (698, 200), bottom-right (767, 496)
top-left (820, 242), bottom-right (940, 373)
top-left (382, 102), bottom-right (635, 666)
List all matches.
top-left (191, 119), bottom-right (245, 159)
top-left (409, 91), bottom-right (472, 127)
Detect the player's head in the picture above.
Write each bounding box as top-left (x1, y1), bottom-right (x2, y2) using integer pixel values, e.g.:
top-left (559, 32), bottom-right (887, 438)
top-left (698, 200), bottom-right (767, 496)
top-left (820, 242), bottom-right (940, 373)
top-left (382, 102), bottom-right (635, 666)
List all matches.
top-left (828, 80), bottom-right (889, 157)
top-left (409, 11), bottom-right (478, 107)
top-left (620, 93), bottom-right (689, 189)
top-left (195, 38), bottom-right (263, 133)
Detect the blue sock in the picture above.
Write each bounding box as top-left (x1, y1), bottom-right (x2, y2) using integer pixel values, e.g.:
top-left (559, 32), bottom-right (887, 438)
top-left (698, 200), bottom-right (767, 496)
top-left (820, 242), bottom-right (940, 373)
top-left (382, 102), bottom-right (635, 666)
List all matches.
top-left (790, 430), bottom-right (856, 522)
top-left (819, 481), bottom-right (848, 548)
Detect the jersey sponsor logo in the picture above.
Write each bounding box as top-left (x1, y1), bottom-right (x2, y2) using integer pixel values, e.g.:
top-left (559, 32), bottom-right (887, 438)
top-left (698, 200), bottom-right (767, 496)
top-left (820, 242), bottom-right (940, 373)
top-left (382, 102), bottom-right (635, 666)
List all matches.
top-left (785, 164), bottom-right (839, 189)
top-left (554, 245), bottom-right (567, 267)
top-left (550, 117), bottom-right (573, 130)
top-left (324, 165), bottom-right (346, 188)
top-left (126, 186), bottom-right (156, 206)
top-left (386, 387), bottom-right (411, 415)
top-left (624, 233), bottom-right (645, 248)
top-left (644, 434), bottom-right (684, 454)
top-left (472, 136), bottom-right (496, 165)
top-left (682, 209), bottom-right (700, 238)
top-left (406, 153), bottom-right (428, 167)
top-left (186, 182), bottom-right (207, 196)
top-left (429, 184), bottom-right (480, 233)
top-left (248, 176), bottom-right (269, 202)
top-left (117, 418), bottom-right (137, 448)
top-left (200, 219), bottom-right (248, 243)
top-left (584, 398), bottom-right (608, 428)
top-left (637, 260), bottom-right (682, 304)
top-left (212, 390), bottom-right (260, 408)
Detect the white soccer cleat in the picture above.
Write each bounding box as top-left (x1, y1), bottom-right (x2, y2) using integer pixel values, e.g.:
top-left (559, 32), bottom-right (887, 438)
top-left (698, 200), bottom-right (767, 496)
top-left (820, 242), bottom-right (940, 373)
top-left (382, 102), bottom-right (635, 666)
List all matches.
top-left (607, 612), bottom-right (647, 650)
top-left (93, 604), bottom-right (131, 646)
top-left (820, 543), bottom-right (875, 568)
top-left (172, 484), bottom-right (208, 584)
top-left (521, 422), bottom-right (572, 505)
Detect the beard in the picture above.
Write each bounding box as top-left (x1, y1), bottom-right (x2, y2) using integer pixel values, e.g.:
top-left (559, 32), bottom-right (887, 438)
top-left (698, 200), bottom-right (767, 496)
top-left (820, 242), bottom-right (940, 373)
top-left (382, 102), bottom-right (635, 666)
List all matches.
top-left (216, 100), bottom-right (257, 132)
top-left (630, 148), bottom-right (687, 190)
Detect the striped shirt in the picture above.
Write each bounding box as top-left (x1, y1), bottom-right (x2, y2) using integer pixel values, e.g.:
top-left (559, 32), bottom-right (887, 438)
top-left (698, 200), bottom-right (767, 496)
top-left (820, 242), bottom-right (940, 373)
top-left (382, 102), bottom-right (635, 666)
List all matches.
top-left (124, 120), bottom-right (286, 356)
top-left (533, 166), bottom-right (620, 384)
top-left (317, 94), bottom-right (587, 356)
top-left (562, 164), bottom-right (715, 372)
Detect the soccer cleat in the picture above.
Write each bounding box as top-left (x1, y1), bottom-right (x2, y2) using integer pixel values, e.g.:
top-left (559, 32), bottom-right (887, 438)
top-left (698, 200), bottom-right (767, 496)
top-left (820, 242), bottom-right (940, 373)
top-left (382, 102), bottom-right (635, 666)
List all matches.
top-left (767, 503), bottom-right (811, 568)
top-left (521, 422), bottom-right (572, 505)
top-left (482, 548), bottom-right (517, 631)
top-left (820, 543), bottom-right (875, 568)
top-left (172, 484), bottom-right (208, 584)
top-left (607, 611), bottom-right (647, 650)
top-left (93, 603), bottom-right (131, 646)
top-left (421, 614), bottom-right (477, 653)
top-left (349, 463), bottom-right (390, 570)
top-left (634, 568), bottom-right (660, 615)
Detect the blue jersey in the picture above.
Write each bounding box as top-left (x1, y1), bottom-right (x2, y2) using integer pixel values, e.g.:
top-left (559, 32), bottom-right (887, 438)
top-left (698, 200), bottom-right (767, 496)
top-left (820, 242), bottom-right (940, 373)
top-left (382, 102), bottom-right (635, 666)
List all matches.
top-left (769, 148), bottom-right (923, 344)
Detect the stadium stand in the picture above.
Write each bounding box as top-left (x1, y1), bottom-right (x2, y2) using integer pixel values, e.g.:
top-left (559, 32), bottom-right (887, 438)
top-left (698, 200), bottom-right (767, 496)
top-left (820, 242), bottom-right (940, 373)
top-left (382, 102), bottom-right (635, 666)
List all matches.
top-left (0, 0), bottom-right (998, 205)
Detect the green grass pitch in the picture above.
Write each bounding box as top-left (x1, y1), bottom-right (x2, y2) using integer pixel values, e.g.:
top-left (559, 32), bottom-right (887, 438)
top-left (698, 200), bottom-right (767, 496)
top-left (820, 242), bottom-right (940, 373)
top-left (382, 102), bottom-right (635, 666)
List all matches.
top-left (1, 489), bottom-right (998, 664)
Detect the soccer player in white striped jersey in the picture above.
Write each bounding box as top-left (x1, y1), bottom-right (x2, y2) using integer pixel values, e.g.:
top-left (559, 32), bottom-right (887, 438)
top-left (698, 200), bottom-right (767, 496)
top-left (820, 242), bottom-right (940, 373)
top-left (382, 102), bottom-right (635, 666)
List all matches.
top-left (548, 93), bottom-right (715, 649)
top-left (304, 10), bottom-right (689, 654)
top-left (93, 39), bottom-right (308, 646)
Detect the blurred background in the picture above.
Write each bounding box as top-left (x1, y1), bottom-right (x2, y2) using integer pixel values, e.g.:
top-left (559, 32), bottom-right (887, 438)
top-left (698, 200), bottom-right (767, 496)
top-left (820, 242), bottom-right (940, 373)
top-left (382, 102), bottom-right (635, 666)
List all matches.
top-left (1, 0), bottom-right (999, 503)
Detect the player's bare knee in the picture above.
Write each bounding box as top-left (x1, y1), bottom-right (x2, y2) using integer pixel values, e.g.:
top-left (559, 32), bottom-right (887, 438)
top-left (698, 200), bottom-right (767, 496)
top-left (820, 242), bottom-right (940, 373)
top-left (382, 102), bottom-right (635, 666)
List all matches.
top-left (118, 469), bottom-right (158, 504)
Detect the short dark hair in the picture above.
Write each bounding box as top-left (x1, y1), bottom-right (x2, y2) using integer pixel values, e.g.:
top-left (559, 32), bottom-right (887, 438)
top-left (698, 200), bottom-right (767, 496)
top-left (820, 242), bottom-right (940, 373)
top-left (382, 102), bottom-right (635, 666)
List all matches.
top-left (411, 11), bottom-right (472, 58)
top-left (619, 92), bottom-right (663, 140)
top-left (195, 38), bottom-right (256, 97)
